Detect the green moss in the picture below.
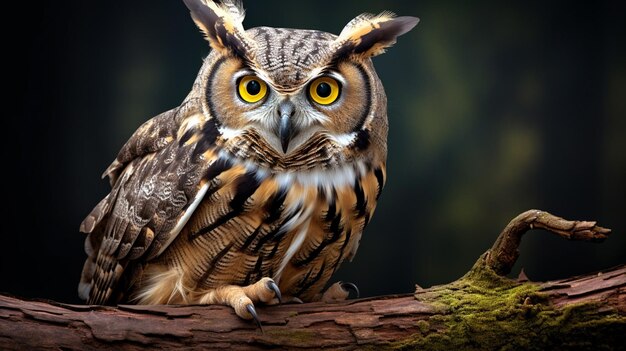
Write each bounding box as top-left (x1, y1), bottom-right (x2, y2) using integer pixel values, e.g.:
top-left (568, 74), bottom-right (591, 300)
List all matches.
top-left (389, 255), bottom-right (626, 350)
top-left (416, 320), bottom-right (430, 334)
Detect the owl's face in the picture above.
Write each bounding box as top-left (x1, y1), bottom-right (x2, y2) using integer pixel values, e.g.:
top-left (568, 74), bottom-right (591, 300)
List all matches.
top-left (205, 28), bottom-right (377, 155)
top-left (185, 0), bottom-right (418, 170)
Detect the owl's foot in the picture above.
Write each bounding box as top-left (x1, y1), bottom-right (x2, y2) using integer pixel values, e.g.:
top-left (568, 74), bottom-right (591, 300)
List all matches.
top-left (321, 281), bottom-right (360, 302)
top-left (196, 277), bottom-right (281, 328)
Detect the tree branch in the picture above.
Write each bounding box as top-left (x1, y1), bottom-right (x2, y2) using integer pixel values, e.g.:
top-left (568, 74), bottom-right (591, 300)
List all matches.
top-left (0, 210), bottom-right (624, 350)
top-left (485, 209), bottom-right (611, 276)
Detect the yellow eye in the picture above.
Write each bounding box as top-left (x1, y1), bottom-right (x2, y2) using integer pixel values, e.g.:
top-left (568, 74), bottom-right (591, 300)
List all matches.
top-left (309, 77), bottom-right (340, 105)
top-left (238, 76), bottom-right (267, 103)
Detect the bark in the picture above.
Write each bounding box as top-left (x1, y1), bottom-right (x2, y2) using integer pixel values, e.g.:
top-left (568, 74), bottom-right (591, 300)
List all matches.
top-left (1, 210), bottom-right (624, 350)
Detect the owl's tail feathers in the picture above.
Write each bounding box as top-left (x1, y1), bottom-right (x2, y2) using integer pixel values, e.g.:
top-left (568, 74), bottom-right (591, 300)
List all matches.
top-left (78, 194), bottom-right (120, 303)
top-left (79, 249), bottom-right (126, 305)
top-left (78, 194), bottom-right (113, 301)
top-left (78, 197), bottom-right (108, 301)
top-left (77, 228), bottom-right (104, 301)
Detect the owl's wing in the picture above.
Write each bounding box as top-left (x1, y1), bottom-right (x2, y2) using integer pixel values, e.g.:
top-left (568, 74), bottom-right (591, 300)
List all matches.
top-left (79, 100), bottom-right (217, 304)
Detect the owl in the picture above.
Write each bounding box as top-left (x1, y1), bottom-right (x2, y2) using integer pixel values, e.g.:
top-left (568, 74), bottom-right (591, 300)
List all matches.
top-left (78, 0), bottom-right (418, 324)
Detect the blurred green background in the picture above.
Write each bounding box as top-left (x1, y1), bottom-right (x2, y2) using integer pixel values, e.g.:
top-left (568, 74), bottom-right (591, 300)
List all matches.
top-left (4, 0), bottom-right (624, 303)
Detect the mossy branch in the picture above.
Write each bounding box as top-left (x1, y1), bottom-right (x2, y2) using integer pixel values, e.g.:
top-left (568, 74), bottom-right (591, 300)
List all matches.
top-left (0, 210), bottom-right (624, 350)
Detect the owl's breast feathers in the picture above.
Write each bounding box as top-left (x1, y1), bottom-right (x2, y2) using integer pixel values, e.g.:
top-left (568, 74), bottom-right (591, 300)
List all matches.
top-left (80, 106), bottom-right (386, 304)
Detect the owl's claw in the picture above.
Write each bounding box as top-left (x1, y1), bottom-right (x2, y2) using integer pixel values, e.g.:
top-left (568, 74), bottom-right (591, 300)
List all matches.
top-left (246, 304), bottom-right (263, 331)
top-left (266, 280), bottom-right (282, 303)
top-left (321, 281), bottom-right (360, 302)
top-left (341, 282), bottom-right (360, 299)
top-left (195, 277), bottom-right (280, 329)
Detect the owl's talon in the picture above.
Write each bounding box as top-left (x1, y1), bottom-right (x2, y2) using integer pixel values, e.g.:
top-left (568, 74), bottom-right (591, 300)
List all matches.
top-left (266, 280), bottom-right (282, 303)
top-left (246, 304), bottom-right (263, 331)
top-left (341, 282), bottom-right (360, 299)
top-left (285, 296), bottom-right (303, 304)
top-left (321, 281), bottom-right (361, 302)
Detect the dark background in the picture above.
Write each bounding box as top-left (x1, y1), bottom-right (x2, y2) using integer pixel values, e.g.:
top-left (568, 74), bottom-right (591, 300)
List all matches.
top-left (4, 0), bottom-right (625, 304)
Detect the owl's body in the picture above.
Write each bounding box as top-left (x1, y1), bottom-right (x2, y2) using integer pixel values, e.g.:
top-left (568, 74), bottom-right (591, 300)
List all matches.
top-left (79, 0), bottom-right (417, 318)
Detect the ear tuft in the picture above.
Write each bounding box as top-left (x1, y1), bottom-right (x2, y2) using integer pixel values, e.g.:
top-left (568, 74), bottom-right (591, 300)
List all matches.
top-left (183, 0), bottom-right (252, 58)
top-left (334, 13), bottom-right (419, 59)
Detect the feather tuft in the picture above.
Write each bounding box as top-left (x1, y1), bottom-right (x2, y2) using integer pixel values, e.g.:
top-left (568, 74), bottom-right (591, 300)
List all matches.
top-left (338, 11), bottom-right (397, 41)
top-left (132, 266), bottom-right (189, 304)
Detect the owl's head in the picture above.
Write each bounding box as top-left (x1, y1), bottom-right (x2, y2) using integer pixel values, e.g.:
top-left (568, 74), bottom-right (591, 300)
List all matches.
top-left (183, 0), bottom-right (418, 171)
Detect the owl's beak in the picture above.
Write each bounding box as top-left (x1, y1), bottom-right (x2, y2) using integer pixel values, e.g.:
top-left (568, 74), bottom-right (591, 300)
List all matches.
top-left (278, 101), bottom-right (295, 153)
top-left (279, 115), bottom-right (291, 153)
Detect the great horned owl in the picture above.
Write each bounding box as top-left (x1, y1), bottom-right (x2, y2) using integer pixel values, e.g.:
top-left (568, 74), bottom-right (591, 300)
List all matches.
top-left (79, 0), bottom-right (418, 323)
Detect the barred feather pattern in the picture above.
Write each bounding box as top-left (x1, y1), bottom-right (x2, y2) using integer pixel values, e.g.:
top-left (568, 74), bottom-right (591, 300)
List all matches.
top-left (80, 107), bottom-right (385, 304)
top-left (142, 148), bottom-right (385, 302)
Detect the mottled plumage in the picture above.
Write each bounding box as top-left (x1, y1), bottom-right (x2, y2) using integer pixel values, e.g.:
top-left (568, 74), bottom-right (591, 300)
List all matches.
top-left (79, 0), bottom-right (418, 321)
